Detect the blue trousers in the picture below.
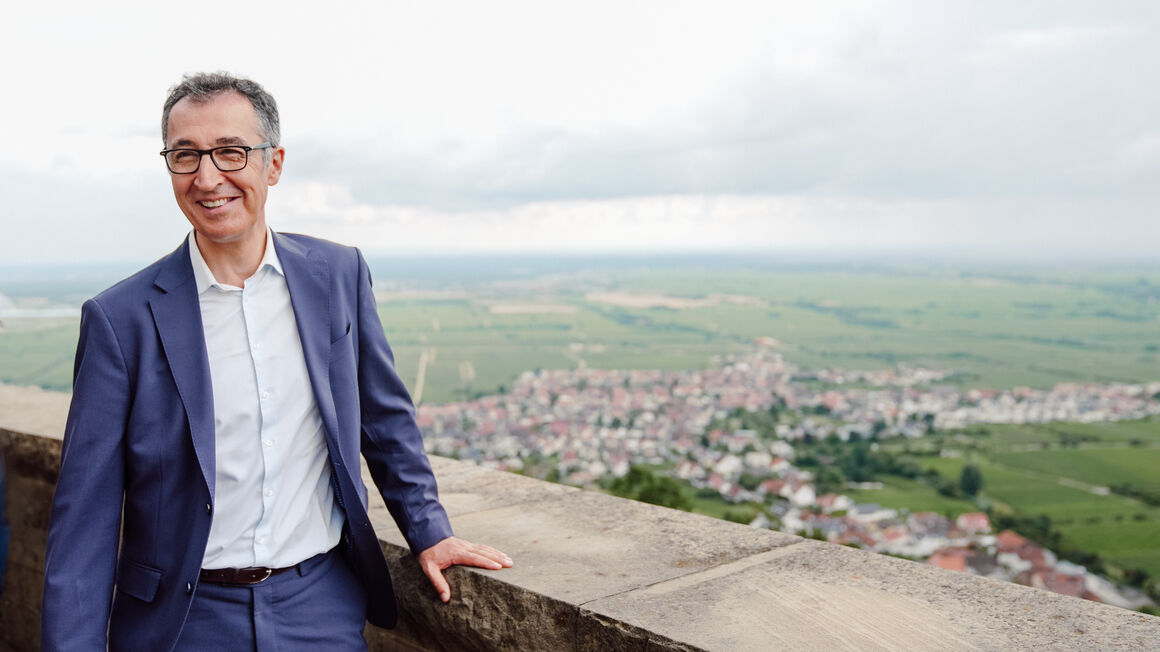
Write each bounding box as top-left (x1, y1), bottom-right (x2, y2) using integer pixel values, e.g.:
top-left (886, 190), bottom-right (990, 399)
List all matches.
top-left (174, 548), bottom-right (368, 651)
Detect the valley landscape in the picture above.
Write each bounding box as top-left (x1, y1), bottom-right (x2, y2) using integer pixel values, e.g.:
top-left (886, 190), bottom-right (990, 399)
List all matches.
top-left (2, 255), bottom-right (1158, 608)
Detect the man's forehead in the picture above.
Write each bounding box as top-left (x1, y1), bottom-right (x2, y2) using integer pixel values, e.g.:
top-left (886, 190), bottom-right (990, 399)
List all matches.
top-left (170, 135), bottom-right (249, 147)
top-left (167, 92), bottom-right (262, 145)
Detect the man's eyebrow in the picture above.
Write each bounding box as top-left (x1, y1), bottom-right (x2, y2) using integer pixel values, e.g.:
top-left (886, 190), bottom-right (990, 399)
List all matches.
top-left (168, 136), bottom-right (250, 148)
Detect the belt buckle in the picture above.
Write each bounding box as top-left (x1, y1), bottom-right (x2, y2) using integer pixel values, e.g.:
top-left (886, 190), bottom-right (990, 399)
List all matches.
top-left (250, 568), bottom-right (273, 584)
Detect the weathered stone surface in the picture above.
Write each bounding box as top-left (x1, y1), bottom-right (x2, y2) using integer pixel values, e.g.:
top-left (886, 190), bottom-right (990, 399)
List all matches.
top-left (2, 563), bottom-right (46, 651)
top-left (373, 545), bottom-right (584, 652)
top-left (363, 456), bottom-right (579, 527)
top-left (0, 428), bottom-right (62, 484)
top-left (7, 530), bottom-right (49, 578)
top-left (363, 456), bottom-right (580, 544)
top-left (429, 456), bottom-right (582, 517)
top-left (6, 476), bottom-right (56, 533)
top-left (0, 602), bottom-right (40, 652)
top-left (364, 623), bottom-right (430, 652)
top-left (3, 564), bottom-right (44, 617)
top-left (368, 480), bottom-right (800, 651)
top-left (0, 385), bottom-right (69, 440)
top-left (423, 490), bottom-right (799, 604)
top-left (583, 539), bottom-right (1160, 651)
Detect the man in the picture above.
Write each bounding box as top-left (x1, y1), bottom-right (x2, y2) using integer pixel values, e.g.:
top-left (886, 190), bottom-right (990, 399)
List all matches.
top-left (42, 72), bottom-right (511, 651)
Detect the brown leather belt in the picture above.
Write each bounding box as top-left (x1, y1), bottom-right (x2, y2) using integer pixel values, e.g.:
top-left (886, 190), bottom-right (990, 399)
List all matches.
top-left (199, 564), bottom-right (297, 586)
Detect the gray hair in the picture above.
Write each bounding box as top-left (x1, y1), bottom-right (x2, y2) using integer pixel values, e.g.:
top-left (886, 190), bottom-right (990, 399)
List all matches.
top-left (161, 72), bottom-right (281, 159)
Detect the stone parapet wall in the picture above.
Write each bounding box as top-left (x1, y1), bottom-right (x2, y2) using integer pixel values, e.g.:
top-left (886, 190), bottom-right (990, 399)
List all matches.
top-left (369, 456), bottom-right (1160, 651)
top-left (1, 427), bottom-right (60, 651)
top-left (2, 386), bottom-right (1159, 651)
top-left (0, 385), bottom-right (69, 651)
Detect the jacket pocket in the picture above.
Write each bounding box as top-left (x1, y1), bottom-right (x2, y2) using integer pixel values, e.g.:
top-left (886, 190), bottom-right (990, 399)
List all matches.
top-left (331, 321), bottom-right (352, 345)
top-left (330, 322), bottom-right (354, 362)
top-left (115, 558), bottom-right (162, 603)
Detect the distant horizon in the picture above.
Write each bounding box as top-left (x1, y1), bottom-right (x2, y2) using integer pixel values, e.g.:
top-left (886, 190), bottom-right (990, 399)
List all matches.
top-left (2, 245), bottom-right (1159, 272)
top-left (1, 247), bottom-right (1157, 308)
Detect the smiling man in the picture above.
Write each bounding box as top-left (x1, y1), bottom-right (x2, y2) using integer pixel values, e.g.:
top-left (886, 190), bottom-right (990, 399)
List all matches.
top-left (41, 72), bottom-right (511, 651)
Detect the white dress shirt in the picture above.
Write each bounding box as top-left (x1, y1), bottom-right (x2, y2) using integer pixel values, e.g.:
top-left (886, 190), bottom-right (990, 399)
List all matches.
top-left (189, 229), bottom-right (344, 569)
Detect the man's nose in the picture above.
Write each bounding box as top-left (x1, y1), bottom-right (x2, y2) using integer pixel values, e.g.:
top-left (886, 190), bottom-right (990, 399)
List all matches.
top-left (192, 153), bottom-right (224, 189)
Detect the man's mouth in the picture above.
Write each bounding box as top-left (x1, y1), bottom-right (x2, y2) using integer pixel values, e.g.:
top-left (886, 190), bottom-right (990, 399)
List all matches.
top-left (199, 198), bottom-right (232, 208)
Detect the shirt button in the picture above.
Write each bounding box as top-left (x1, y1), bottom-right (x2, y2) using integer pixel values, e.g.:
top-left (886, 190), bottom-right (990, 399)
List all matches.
top-left (266, 490), bottom-right (274, 497)
top-left (257, 537), bottom-right (266, 544)
top-left (264, 439), bottom-right (273, 447)
top-left (261, 391), bottom-right (270, 400)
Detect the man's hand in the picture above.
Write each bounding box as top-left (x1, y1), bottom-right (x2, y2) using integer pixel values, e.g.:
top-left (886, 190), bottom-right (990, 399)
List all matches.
top-left (418, 536), bottom-right (513, 602)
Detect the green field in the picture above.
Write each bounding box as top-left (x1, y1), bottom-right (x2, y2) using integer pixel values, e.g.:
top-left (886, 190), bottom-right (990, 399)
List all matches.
top-left (4, 264), bottom-right (1159, 402)
top-left (901, 422), bottom-right (1160, 576)
top-left (0, 322), bottom-right (78, 391)
top-left (991, 448), bottom-right (1160, 489)
top-left (837, 417), bottom-right (1160, 576)
top-left (371, 267), bottom-right (1160, 402)
top-left (923, 455), bottom-right (1139, 517)
top-left (975, 420), bottom-right (1160, 446)
top-left (844, 476), bottom-right (979, 516)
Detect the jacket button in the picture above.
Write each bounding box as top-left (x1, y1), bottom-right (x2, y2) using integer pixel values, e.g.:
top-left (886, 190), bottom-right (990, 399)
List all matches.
top-left (206, 503), bottom-right (212, 515)
top-left (186, 582), bottom-right (193, 593)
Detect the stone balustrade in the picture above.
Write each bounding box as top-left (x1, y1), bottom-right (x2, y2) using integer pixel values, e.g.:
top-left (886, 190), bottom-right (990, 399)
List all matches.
top-left (1, 385), bottom-right (1158, 650)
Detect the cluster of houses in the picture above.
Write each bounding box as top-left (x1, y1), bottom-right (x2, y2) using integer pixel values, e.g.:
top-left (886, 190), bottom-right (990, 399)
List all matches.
top-left (419, 346), bottom-right (1160, 482)
top-left (784, 375), bottom-right (1160, 438)
top-left (415, 343), bottom-right (1159, 608)
top-left (775, 503), bottom-right (1153, 610)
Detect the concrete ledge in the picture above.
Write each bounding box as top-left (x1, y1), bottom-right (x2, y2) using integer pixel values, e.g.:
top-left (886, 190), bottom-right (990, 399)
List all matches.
top-left (366, 456), bottom-right (1160, 651)
top-left (367, 458), bottom-right (801, 650)
top-left (1, 385), bottom-right (1158, 651)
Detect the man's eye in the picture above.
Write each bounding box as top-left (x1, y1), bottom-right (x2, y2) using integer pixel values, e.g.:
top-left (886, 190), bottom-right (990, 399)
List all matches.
top-left (216, 148), bottom-right (246, 162)
top-left (173, 150), bottom-right (200, 162)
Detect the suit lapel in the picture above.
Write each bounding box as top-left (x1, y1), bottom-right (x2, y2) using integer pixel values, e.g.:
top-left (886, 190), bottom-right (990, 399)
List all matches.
top-left (275, 233), bottom-right (345, 464)
top-left (149, 239), bottom-right (216, 497)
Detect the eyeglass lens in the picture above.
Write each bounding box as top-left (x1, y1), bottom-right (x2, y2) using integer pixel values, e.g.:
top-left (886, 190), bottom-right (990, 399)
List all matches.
top-left (165, 147), bottom-right (249, 173)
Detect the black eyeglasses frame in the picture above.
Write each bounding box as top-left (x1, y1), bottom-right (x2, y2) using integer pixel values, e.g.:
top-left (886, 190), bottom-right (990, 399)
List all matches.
top-left (159, 143), bottom-right (274, 174)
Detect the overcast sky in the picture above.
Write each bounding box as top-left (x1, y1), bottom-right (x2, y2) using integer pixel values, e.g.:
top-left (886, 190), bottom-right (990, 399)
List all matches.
top-left (2, 1), bottom-right (1157, 264)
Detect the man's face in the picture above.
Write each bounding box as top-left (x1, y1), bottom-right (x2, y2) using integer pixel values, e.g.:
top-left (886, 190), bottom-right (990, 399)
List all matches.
top-left (165, 91), bottom-right (284, 247)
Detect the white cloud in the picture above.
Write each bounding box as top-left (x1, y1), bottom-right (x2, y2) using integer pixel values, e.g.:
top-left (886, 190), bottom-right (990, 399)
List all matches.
top-left (1, 1), bottom-right (1158, 263)
top-left (265, 181), bottom-right (1158, 260)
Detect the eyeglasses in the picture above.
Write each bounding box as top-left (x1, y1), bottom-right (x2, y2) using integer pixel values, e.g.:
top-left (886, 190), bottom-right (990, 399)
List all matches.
top-left (159, 143), bottom-right (273, 174)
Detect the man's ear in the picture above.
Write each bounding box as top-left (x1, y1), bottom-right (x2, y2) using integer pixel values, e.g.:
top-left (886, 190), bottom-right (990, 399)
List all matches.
top-left (267, 147), bottom-right (285, 186)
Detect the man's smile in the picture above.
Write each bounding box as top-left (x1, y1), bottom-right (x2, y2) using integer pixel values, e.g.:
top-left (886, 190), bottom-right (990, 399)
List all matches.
top-left (199, 198), bottom-right (234, 209)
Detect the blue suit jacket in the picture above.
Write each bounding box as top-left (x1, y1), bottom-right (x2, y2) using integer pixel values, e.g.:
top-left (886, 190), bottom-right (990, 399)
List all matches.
top-left (42, 233), bottom-right (453, 651)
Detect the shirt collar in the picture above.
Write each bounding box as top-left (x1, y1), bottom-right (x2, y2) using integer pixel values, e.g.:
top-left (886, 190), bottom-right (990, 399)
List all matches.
top-left (188, 228), bottom-right (284, 294)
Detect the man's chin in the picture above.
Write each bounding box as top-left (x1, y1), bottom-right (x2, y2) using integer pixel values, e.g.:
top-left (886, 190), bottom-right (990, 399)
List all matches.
top-left (191, 221), bottom-right (263, 247)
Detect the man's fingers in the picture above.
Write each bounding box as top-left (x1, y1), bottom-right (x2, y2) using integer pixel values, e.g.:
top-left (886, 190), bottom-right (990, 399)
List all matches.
top-left (474, 548), bottom-right (513, 568)
top-left (421, 557), bottom-right (451, 602)
top-left (473, 544), bottom-right (514, 565)
top-left (415, 536), bottom-right (513, 605)
top-left (442, 542), bottom-right (510, 569)
top-left (458, 542), bottom-right (513, 567)
top-left (460, 551), bottom-right (504, 570)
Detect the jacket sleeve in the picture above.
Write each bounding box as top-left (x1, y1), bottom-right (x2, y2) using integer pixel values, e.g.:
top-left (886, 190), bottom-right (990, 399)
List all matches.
top-left (352, 249), bottom-right (454, 554)
top-left (42, 299), bottom-right (129, 651)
